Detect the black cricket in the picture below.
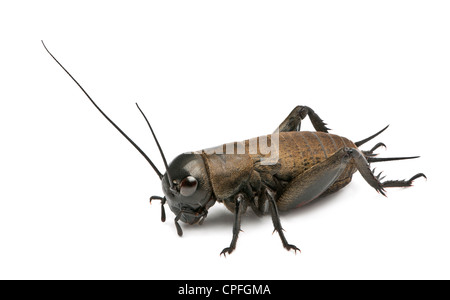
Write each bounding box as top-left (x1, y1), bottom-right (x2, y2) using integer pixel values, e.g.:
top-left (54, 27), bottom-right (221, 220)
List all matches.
top-left (43, 42), bottom-right (426, 256)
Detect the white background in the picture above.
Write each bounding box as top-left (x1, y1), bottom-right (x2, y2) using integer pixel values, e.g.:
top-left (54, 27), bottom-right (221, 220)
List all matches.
top-left (0, 1), bottom-right (448, 280)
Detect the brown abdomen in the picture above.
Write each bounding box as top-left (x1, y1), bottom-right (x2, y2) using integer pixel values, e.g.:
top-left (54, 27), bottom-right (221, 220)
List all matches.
top-left (276, 131), bottom-right (357, 194)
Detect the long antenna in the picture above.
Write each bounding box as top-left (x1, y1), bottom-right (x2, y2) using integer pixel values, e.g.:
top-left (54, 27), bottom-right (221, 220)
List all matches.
top-left (42, 41), bottom-right (163, 180)
top-left (136, 103), bottom-right (174, 189)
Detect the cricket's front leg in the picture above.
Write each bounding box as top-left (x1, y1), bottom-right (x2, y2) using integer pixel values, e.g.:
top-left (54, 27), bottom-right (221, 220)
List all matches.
top-left (220, 194), bottom-right (245, 257)
top-left (149, 195), bottom-right (166, 222)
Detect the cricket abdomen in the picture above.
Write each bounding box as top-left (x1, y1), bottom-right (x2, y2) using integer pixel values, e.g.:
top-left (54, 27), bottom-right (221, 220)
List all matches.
top-left (277, 131), bottom-right (355, 173)
top-left (275, 131), bottom-right (357, 201)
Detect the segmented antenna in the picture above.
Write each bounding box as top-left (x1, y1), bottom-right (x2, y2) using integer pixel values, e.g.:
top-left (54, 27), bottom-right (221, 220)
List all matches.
top-left (136, 103), bottom-right (174, 190)
top-left (42, 41), bottom-right (163, 180)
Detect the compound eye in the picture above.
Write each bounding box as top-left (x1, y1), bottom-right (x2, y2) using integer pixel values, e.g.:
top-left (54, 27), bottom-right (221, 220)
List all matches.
top-left (180, 176), bottom-right (198, 197)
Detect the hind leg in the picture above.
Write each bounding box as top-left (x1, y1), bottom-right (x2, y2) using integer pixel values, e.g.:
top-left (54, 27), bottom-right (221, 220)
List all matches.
top-left (382, 173), bottom-right (427, 188)
top-left (277, 147), bottom-right (386, 211)
top-left (275, 105), bottom-right (330, 133)
top-left (271, 147), bottom-right (424, 252)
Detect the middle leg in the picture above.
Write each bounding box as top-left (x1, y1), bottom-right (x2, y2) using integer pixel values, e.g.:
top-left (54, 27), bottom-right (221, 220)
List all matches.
top-left (266, 188), bottom-right (301, 253)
